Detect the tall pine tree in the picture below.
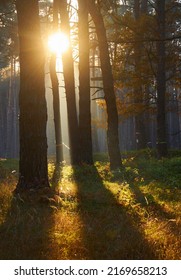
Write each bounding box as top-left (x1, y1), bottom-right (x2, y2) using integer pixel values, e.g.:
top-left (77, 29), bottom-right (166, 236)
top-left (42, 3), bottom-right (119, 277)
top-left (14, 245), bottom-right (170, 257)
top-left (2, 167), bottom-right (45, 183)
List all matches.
top-left (16, 0), bottom-right (49, 189)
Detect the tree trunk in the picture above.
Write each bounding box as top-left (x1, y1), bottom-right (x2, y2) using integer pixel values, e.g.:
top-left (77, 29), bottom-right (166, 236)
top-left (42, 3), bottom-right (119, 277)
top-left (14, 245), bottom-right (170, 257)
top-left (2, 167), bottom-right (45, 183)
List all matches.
top-left (141, 0), bottom-right (148, 14)
top-left (78, 0), bottom-right (93, 164)
top-left (133, 0), bottom-right (147, 150)
top-left (58, 0), bottom-right (80, 165)
top-left (156, 0), bottom-right (168, 158)
top-left (50, 54), bottom-right (63, 164)
top-left (50, 0), bottom-right (63, 164)
top-left (88, 0), bottom-right (122, 169)
top-left (16, 0), bottom-right (49, 189)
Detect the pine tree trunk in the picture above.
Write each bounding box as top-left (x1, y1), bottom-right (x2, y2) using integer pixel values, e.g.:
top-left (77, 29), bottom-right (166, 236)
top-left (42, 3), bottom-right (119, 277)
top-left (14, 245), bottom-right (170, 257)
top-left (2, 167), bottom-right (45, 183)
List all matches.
top-left (141, 0), bottom-right (148, 14)
top-left (133, 0), bottom-right (147, 150)
top-left (50, 54), bottom-right (63, 164)
top-left (78, 0), bottom-right (93, 164)
top-left (16, 0), bottom-right (49, 189)
top-left (50, 0), bottom-right (63, 164)
top-left (156, 0), bottom-right (168, 158)
top-left (58, 0), bottom-right (80, 165)
top-left (88, 0), bottom-right (122, 169)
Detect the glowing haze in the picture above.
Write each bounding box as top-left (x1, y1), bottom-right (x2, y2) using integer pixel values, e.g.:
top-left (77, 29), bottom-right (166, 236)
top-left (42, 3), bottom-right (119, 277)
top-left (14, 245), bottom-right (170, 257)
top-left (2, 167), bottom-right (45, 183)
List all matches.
top-left (48, 32), bottom-right (69, 55)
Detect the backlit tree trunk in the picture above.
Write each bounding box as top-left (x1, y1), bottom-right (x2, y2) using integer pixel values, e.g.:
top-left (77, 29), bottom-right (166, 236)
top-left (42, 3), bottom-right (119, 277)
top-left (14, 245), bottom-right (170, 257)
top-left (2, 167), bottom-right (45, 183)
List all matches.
top-left (16, 0), bottom-right (49, 189)
top-left (50, 54), bottom-right (63, 164)
top-left (88, 0), bottom-right (122, 169)
top-left (58, 0), bottom-right (80, 165)
top-left (50, 0), bottom-right (63, 164)
top-left (78, 0), bottom-right (93, 164)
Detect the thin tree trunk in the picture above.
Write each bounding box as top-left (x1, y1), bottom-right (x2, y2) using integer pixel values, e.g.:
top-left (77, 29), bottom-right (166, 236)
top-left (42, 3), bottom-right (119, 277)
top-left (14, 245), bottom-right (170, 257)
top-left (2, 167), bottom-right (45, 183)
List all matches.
top-left (133, 0), bottom-right (147, 150)
top-left (141, 0), bottom-right (148, 14)
top-left (78, 0), bottom-right (93, 164)
top-left (58, 0), bottom-right (80, 165)
top-left (88, 0), bottom-right (122, 169)
top-left (50, 0), bottom-right (63, 164)
top-left (16, 0), bottom-right (49, 189)
top-left (156, 0), bottom-right (168, 157)
top-left (50, 54), bottom-right (63, 163)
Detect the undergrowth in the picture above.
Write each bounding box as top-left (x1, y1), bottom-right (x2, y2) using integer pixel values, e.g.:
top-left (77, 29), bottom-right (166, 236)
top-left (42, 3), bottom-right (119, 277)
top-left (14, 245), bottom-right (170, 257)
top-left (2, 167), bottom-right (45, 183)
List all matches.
top-left (0, 154), bottom-right (180, 259)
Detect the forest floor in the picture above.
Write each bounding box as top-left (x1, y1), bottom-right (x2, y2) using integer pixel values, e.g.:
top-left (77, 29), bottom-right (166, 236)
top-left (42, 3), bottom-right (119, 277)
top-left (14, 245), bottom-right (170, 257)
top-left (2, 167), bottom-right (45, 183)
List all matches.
top-left (0, 151), bottom-right (181, 260)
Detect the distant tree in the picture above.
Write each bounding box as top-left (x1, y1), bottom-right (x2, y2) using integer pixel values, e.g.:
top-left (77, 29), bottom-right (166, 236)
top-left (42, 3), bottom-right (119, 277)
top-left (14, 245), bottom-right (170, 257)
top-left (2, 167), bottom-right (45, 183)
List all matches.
top-left (88, 0), bottom-right (122, 169)
top-left (141, 0), bottom-right (147, 13)
top-left (0, 0), bottom-right (19, 158)
top-left (78, 0), bottom-right (93, 164)
top-left (0, 0), bottom-right (18, 68)
top-left (133, 0), bottom-right (147, 149)
top-left (156, 0), bottom-right (168, 157)
top-left (16, 0), bottom-right (49, 189)
top-left (105, 0), bottom-right (181, 152)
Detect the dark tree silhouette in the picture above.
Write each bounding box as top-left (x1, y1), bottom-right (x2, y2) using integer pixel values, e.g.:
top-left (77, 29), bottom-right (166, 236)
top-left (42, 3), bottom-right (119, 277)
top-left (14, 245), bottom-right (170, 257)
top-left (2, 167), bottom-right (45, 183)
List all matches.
top-left (133, 0), bottom-right (147, 149)
top-left (16, 0), bottom-right (49, 189)
top-left (50, 0), bottom-right (63, 164)
top-left (88, 0), bottom-right (122, 169)
top-left (78, 0), bottom-right (93, 164)
top-left (50, 54), bottom-right (63, 164)
top-left (58, 0), bottom-right (80, 165)
top-left (156, 0), bottom-right (168, 157)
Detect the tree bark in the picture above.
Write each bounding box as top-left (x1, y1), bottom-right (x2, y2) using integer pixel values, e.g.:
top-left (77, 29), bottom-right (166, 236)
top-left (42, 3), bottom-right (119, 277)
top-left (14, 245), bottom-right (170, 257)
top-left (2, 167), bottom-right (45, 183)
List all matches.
top-left (156, 0), bottom-right (168, 157)
top-left (141, 0), bottom-right (148, 14)
top-left (133, 0), bottom-right (147, 150)
top-left (50, 0), bottom-right (63, 164)
top-left (78, 0), bottom-right (93, 164)
top-left (88, 0), bottom-right (122, 169)
top-left (58, 0), bottom-right (80, 165)
top-left (50, 54), bottom-right (63, 164)
top-left (16, 0), bottom-right (49, 189)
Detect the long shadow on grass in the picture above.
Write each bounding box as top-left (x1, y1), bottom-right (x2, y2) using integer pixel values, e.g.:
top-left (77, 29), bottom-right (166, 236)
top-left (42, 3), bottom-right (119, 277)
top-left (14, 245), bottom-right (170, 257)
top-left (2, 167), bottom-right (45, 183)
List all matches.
top-left (0, 187), bottom-right (56, 260)
top-left (130, 184), bottom-right (181, 241)
top-left (73, 165), bottom-right (157, 259)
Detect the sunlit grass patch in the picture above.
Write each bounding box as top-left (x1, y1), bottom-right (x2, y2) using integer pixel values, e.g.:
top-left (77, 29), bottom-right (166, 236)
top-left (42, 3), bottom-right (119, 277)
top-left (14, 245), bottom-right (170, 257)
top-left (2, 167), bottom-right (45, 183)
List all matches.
top-left (143, 216), bottom-right (180, 259)
top-left (0, 182), bottom-right (14, 224)
top-left (49, 210), bottom-right (86, 259)
top-left (48, 157), bottom-right (181, 259)
top-left (130, 179), bottom-right (181, 260)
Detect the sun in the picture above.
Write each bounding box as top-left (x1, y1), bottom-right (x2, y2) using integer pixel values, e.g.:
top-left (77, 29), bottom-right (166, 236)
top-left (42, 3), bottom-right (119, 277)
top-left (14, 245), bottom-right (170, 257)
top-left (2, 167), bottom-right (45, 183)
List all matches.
top-left (48, 32), bottom-right (69, 55)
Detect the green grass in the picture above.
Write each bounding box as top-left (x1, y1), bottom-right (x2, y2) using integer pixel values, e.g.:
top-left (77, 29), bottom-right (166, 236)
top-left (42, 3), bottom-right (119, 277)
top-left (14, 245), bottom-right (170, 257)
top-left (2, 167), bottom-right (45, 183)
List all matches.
top-left (0, 154), bottom-right (180, 259)
top-left (0, 158), bottom-right (19, 171)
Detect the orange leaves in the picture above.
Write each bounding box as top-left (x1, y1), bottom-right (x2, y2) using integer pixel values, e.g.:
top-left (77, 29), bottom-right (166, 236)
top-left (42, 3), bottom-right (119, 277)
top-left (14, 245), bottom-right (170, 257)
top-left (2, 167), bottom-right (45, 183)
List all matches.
top-left (117, 98), bottom-right (146, 119)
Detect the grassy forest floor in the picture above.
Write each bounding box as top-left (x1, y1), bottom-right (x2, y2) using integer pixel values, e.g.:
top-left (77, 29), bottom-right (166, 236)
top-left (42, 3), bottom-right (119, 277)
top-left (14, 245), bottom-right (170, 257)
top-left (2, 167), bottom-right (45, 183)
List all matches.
top-left (0, 150), bottom-right (181, 260)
